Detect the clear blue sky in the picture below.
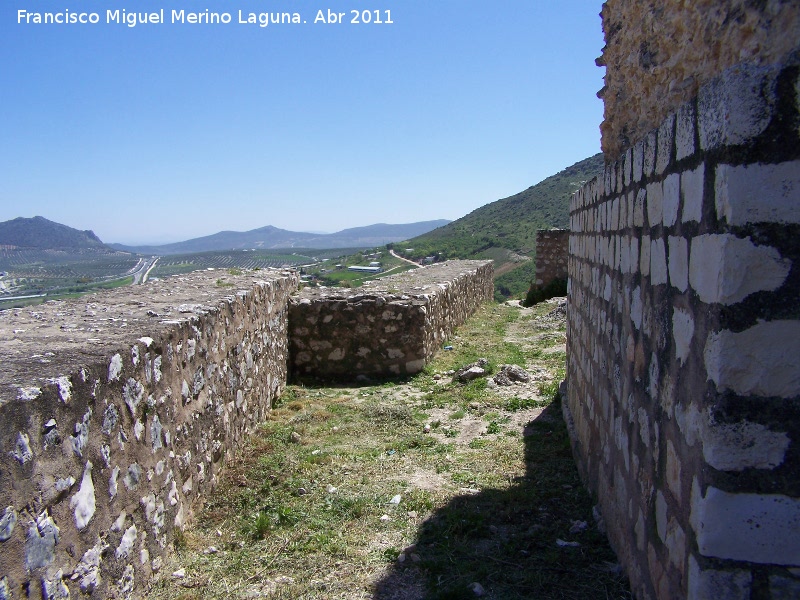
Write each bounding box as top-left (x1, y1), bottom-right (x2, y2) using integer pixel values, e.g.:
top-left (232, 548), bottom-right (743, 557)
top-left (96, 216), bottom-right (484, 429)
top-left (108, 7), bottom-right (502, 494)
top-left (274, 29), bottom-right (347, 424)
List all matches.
top-left (1, 1), bottom-right (605, 245)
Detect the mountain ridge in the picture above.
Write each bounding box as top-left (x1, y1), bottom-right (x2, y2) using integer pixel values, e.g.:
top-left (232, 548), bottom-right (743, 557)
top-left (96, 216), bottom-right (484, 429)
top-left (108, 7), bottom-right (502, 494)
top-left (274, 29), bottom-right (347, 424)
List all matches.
top-left (0, 216), bottom-right (452, 255)
top-left (0, 216), bottom-right (112, 251)
top-left (109, 220), bottom-right (452, 254)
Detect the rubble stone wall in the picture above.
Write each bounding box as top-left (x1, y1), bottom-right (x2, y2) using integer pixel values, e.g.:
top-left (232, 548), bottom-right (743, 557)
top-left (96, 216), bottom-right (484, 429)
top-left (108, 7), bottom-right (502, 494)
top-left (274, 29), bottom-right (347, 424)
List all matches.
top-left (566, 53), bottom-right (800, 599)
top-left (598, 0), bottom-right (800, 160)
top-left (0, 270), bottom-right (298, 599)
top-left (0, 258), bottom-right (493, 597)
top-left (534, 229), bottom-right (569, 288)
top-left (289, 260), bottom-right (494, 380)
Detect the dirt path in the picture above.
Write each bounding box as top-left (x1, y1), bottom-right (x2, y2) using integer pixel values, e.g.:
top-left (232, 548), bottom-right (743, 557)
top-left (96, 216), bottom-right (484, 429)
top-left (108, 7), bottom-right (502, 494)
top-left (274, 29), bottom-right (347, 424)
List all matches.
top-left (148, 300), bottom-right (629, 600)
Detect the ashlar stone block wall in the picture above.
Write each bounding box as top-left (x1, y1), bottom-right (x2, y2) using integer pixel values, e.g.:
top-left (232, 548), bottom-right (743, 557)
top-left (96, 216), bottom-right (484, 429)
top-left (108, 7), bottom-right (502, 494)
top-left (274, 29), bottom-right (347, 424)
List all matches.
top-left (289, 260), bottom-right (494, 380)
top-left (534, 229), bottom-right (569, 288)
top-left (598, 0), bottom-right (800, 160)
top-left (0, 270), bottom-right (298, 599)
top-left (565, 55), bottom-right (800, 599)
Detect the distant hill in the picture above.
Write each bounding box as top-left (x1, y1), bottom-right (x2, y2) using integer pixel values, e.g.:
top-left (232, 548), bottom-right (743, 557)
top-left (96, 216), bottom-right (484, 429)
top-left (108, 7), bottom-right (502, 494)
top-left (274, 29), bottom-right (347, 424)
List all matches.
top-left (0, 216), bottom-right (111, 251)
top-left (394, 153), bottom-right (604, 299)
top-left (111, 220), bottom-right (451, 255)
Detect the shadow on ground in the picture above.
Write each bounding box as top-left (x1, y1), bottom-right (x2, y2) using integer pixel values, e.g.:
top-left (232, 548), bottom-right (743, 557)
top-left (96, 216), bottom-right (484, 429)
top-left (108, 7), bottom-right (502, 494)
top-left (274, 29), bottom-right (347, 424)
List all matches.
top-left (372, 401), bottom-right (631, 600)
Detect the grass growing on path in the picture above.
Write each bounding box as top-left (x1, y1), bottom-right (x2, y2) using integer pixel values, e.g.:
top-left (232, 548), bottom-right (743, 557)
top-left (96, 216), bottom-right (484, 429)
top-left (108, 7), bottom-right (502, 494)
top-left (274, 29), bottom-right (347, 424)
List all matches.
top-left (149, 301), bottom-right (630, 600)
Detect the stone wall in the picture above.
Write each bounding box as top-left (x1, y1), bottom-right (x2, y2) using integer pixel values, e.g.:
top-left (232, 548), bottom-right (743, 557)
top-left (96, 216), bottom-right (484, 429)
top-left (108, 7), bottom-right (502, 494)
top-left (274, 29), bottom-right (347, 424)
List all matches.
top-left (565, 53), bottom-right (800, 599)
top-left (0, 270), bottom-right (298, 599)
top-left (534, 229), bottom-right (569, 288)
top-left (289, 260), bottom-right (494, 380)
top-left (598, 0), bottom-right (800, 160)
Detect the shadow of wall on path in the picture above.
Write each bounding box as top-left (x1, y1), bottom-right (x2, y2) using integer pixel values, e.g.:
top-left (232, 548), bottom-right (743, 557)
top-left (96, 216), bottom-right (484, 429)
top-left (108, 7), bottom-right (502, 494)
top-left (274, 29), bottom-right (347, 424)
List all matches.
top-left (372, 401), bottom-right (631, 600)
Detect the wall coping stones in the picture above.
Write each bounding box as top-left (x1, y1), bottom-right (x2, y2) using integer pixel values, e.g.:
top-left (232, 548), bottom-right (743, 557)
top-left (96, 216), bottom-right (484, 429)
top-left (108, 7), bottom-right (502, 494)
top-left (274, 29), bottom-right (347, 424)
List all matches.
top-left (0, 270), bottom-right (296, 407)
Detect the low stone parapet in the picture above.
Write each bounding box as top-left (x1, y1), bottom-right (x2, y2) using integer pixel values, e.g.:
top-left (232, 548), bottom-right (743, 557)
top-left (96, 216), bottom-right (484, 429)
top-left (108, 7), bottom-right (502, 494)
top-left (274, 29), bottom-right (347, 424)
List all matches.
top-left (0, 269), bottom-right (298, 598)
top-left (289, 260), bottom-right (494, 380)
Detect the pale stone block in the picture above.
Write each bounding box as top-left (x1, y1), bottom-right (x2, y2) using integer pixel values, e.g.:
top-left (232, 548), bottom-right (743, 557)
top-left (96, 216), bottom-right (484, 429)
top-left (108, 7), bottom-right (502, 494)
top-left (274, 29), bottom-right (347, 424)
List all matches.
top-left (633, 188), bottom-right (645, 227)
top-left (640, 236), bottom-right (651, 277)
top-left (624, 148), bottom-right (633, 187)
top-left (689, 234), bottom-right (791, 305)
top-left (688, 556), bottom-right (752, 600)
top-left (611, 197), bottom-right (620, 230)
top-left (633, 138), bottom-right (644, 182)
top-left (716, 161), bottom-right (800, 225)
top-left (662, 173), bottom-right (680, 227)
top-left (691, 481), bottom-right (800, 565)
top-left (630, 285), bottom-right (643, 330)
top-left (603, 274), bottom-right (612, 302)
top-left (672, 306), bottom-right (694, 366)
top-left (668, 236), bottom-right (688, 292)
top-left (620, 236), bottom-right (630, 273)
top-left (627, 191), bottom-right (635, 228)
top-left (666, 439), bottom-right (681, 499)
top-left (698, 63), bottom-right (777, 151)
top-left (650, 238), bottom-right (667, 285)
top-left (629, 238), bottom-right (639, 275)
top-left (656, 114), bottom-right (675, 175)
top-left (681, 165), bottom-right (704, 223)
top-left (704, 320), bottom-right (800, 399)
top-left (643, 130), bottom-right (657, 178)
top-left (675, 101), bottom-right (696, 161)
top-left (702, 418), bottom-right (790, 471)
top-left (646, 181), bottom-right (663, 227)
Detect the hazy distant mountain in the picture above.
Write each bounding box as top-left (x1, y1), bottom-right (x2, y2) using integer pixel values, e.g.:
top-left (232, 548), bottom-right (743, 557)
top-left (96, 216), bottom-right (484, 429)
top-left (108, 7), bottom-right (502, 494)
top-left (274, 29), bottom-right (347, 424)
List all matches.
top-left (0, 216), bottom-right (111, 250)
top-left (110, 220), bottom-right (451, 254)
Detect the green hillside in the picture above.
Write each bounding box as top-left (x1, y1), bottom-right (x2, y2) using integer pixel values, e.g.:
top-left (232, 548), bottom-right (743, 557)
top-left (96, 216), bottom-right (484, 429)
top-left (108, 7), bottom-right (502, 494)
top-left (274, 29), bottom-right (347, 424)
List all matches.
top-left (393, 153), bottom-right (604, 300)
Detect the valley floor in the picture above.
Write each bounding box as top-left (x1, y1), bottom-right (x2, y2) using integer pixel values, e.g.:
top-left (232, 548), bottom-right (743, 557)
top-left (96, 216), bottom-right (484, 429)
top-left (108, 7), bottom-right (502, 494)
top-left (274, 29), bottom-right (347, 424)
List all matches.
top-left (148, 300), bottom-right (630, 600)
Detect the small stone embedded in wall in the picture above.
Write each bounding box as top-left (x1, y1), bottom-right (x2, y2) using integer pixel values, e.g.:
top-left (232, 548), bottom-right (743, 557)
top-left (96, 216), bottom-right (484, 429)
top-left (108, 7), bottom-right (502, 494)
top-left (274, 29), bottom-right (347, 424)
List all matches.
top-left (71, 408), bottom-right (91, 458)
top-left (71, 461), bottom-right (97, 530)
top-left (73, 540), bottom-right (108, 593)
top-left (108, 353), bottom-right (123, 382)
top-left (10, 431), bottom-right (33, 465)
top-left (115, 524), bottom-right (137, 560)
top-left (123, 378), bottom-right (144, 417)
top-left (0, 506), bottom-right (17, 541)
top-left (48, 375), bottom-right (72, 403)
top-left (25, 511), bottom-right (59, 571)
top-left (42, 569), bottom-right (70, 600)
top-left (124, 463), bottom-right (142, 491)
top-left (43, 418), bottom-right (60, 450)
